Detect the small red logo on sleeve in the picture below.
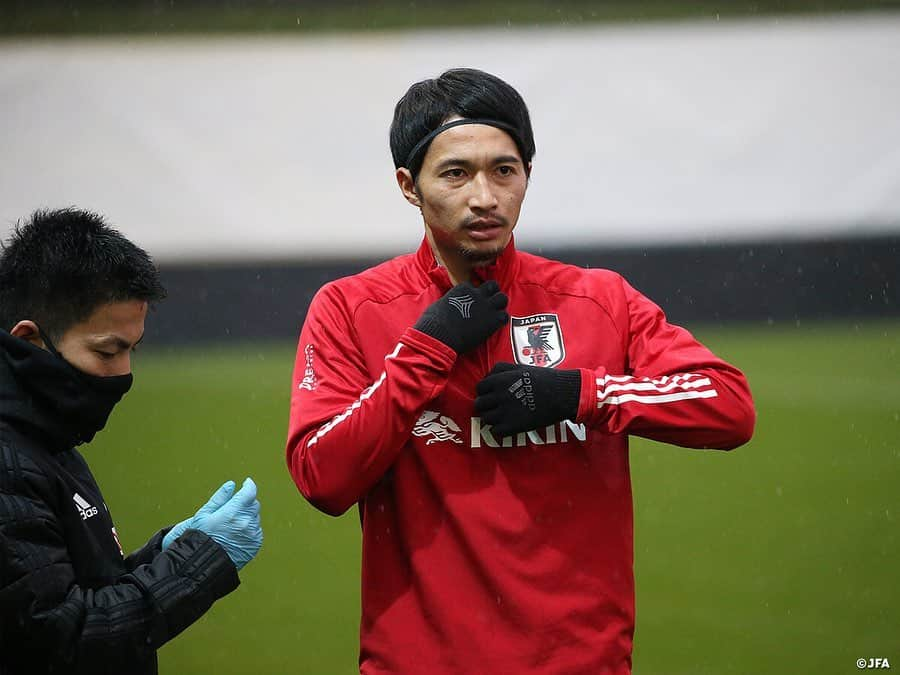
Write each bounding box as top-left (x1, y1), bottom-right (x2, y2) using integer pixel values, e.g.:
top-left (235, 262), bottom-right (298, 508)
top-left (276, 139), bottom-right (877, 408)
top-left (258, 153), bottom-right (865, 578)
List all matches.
top-left (110, 527), bottom-right (124, 558)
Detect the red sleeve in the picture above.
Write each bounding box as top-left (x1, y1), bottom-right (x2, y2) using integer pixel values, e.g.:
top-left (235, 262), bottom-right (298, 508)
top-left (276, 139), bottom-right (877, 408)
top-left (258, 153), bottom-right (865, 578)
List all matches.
top-left (285, 283), bottom-right (457, 516)
top-left (577, 278), bottom-right (755, 450)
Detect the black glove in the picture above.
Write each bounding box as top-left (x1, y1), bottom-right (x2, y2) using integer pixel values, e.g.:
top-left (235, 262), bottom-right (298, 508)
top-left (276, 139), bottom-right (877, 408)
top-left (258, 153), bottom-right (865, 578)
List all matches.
top-left (474, 362), bottom-right (581, 437)
top-left (414, 281), bottom-right (509, 354)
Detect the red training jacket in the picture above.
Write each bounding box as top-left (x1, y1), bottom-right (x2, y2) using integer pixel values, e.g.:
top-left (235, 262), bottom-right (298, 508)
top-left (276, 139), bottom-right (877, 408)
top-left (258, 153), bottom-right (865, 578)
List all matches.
top-left (286, 238), bottom-right (755, 675)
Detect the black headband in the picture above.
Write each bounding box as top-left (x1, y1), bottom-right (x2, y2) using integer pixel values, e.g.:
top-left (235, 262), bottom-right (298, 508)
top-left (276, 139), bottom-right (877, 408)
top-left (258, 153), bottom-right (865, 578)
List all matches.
top-left (404, 118), bottom-right (522, 170)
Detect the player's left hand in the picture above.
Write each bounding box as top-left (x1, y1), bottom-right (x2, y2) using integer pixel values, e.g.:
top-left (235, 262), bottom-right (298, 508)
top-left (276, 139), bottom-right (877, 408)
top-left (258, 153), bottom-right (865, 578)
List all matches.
top-left (474, 362), bottom-right (582, 437)
top-left (162, 480), bottom-right (236, 550)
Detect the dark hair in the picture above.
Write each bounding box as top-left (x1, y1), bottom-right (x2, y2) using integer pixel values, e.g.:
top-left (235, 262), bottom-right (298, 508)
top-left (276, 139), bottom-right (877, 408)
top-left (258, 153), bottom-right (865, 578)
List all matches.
top-left (389, 68), bottom-right (536, 179)
top-left (0, 208), bottom-right (166, 339)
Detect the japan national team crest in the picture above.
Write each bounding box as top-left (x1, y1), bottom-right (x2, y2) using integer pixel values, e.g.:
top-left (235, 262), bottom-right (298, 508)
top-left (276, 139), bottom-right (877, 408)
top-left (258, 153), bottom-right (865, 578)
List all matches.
top-left (510, 313), bottom-right (566, 368)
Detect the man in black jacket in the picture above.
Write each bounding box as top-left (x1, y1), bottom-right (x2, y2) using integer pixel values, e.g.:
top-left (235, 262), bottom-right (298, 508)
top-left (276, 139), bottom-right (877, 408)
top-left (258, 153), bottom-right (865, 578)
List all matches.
top-left (0, 208), bottom-right (263, 674)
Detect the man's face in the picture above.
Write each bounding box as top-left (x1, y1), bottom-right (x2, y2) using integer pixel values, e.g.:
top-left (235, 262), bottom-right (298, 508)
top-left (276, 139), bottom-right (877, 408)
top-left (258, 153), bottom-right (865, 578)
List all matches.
top-left (402, 122), bottom-right (529, 266)
top-left (54, 300), bottom-right (148, 377)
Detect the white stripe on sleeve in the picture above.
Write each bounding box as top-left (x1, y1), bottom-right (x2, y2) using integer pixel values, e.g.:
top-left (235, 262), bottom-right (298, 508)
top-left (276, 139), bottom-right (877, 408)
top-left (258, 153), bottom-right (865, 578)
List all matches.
top-left (308, 343), bottom-right (404, 448)
top-left (596, 372), bottom-right (718, 408)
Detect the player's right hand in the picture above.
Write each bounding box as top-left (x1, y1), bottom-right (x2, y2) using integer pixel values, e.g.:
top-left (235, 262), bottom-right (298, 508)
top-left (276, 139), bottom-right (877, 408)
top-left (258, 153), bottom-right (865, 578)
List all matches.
top-left (413, 281), bottom-right (509, 354)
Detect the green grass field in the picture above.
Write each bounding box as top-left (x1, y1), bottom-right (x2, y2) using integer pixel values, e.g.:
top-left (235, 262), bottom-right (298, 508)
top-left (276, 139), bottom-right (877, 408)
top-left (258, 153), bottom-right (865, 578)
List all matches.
top-left (86, 320), bottom-right (899, 674)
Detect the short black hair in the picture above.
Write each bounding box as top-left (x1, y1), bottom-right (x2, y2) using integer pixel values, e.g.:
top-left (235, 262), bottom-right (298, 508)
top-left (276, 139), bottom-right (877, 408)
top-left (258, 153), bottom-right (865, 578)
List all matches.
top-left (0, 208), bottom-right (166, 339)
top-left (389, 68), bottom-right (536, 179)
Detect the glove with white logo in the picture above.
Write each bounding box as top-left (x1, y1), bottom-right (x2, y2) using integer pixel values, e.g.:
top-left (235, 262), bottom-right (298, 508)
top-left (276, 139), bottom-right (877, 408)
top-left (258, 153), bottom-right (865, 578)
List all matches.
top-left (474, 362), bottom-right (582, 437)
top-left (414, 281), bottom-right (509, 354)
top-left (162, 478), bottom-right (263, 571)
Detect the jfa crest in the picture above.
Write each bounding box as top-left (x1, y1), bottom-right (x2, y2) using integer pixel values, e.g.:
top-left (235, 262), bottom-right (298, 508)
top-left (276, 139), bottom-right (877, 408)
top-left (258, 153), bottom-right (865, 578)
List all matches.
top-left (510, 314), bottom-right (565, 368)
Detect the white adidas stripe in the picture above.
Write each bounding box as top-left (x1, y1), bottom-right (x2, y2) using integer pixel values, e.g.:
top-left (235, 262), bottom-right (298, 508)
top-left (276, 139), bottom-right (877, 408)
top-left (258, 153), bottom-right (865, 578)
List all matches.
top-left (307, 342), bottom-right (404, 448)
top-left (597, 377), bottom-right (712, 396)
top-left (597, 373), bottom-right (701, 386)
top-left (73, 493), bottom-right (92, 510)
top-left (595, 372), bottom-right (718, 408)
top-left (598, 388), bottom-right (718, 408)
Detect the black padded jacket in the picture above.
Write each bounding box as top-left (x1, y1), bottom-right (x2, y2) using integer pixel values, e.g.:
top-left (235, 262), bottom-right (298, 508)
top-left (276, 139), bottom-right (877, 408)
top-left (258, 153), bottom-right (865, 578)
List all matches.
top-left (0, 335), bottom-right (239, 674)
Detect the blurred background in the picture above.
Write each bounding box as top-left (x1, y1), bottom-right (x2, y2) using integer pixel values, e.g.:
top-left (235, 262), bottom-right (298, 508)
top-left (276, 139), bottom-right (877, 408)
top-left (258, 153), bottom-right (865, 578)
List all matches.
top-left (1, 1), bottom-right (898, 673)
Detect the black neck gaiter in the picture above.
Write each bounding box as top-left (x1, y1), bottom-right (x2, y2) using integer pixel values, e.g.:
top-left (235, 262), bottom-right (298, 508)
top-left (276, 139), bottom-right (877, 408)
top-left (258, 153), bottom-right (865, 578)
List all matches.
top-left (0, 329), bottom-right (132, 447)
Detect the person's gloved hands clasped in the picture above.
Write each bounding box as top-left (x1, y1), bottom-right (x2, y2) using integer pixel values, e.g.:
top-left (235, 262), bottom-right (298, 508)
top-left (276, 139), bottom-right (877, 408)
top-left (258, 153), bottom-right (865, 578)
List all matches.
top-left (162, 477), bottom-right (263, 571)
top-left (414, 281), bottom-right (509, 354)
top-left (475, 363), bottom-right (582, 437)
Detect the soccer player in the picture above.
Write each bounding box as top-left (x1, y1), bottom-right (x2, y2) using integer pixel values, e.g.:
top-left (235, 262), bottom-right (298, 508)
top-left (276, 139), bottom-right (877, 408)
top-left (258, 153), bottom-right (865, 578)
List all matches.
top-left (286, 68), bottom-right (755, 674)
top-left (0, 209), bottom-right (263, 674)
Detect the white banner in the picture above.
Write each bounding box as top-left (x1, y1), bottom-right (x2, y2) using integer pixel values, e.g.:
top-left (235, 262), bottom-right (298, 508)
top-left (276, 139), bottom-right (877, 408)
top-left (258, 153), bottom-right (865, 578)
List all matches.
top-left (2, 13), bottom-right (899, 261)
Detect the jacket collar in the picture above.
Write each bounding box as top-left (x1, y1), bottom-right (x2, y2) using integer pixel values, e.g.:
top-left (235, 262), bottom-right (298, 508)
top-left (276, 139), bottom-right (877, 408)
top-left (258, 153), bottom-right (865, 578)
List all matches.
top-left (414, 235), bottom-right (520, 292)
top-left (0, 331), bottom-right (79, 453)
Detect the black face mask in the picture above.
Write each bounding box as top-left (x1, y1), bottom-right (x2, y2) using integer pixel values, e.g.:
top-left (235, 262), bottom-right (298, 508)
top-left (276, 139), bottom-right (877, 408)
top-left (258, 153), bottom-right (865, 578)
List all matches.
top-left (1, 328), bottom-right (133, 446)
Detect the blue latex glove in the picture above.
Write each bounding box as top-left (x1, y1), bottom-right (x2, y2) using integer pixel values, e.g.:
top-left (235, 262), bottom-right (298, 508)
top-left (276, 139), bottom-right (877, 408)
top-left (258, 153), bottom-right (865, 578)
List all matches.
top-left (162, 480), bottom-right (236, 550)
top-left (162, 478), bottom-right (263, 571)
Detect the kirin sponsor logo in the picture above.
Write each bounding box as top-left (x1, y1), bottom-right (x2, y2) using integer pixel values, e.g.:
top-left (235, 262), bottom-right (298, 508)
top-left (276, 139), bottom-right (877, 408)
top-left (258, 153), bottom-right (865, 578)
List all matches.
top-left (413, 410), bottom-right (464, 445)
top-left (414, 411), bottom-right (588, 449)
top-left (470, 418), bottom-right (587, 448)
